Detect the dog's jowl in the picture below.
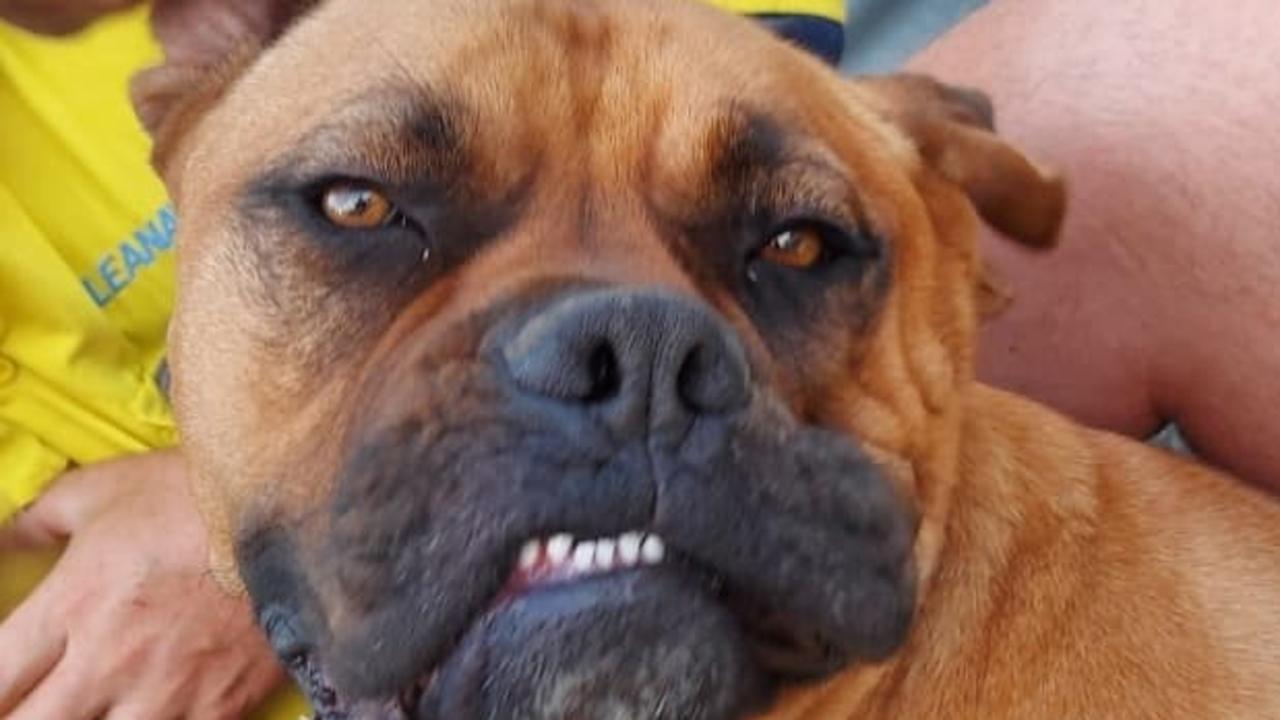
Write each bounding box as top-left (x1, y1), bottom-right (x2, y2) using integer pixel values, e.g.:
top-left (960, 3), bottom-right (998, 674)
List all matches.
top-left (132, 0), bottom-right (1280, 718)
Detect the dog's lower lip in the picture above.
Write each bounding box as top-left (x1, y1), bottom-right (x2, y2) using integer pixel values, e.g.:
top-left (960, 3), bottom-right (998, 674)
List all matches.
top-left (293, 532), bottom-right (674, 716)
top-left (288, 650), bottom-right (346, 719)
top-left (398, 559), bottom-right (684, 718)
top-left (293, 531), bottom-right (836, 714)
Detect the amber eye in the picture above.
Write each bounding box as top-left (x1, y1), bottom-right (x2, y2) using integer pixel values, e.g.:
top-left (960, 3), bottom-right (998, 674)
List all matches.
top-left (759, 225), bottom-right (827, 269)
top-left (319, 183), bottom-right (396, 229)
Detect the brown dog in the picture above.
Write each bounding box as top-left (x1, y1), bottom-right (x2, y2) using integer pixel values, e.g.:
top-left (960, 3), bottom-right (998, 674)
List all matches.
top-left (132, 0), bottom-right (1280, 717)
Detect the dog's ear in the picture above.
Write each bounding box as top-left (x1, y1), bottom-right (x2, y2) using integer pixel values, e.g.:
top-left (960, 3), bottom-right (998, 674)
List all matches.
top-left (857, 73), bottom-right (1066, 249)
top-left (130, 0), bottom-right (318, 179)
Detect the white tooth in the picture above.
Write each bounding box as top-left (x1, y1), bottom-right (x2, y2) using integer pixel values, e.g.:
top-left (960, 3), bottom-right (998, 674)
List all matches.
top-left (618, 532), bottom-right (642, 565)
top-left (573, 541), bottom-right (596, 573)
top-left (640, 534), bottom-right (665, 565)
top-left (595, 538), bottom-right (616, 570)
top-left (546, 534), bottom-right (573, 566)
top-left (518, 539), bottom-right (540, 571)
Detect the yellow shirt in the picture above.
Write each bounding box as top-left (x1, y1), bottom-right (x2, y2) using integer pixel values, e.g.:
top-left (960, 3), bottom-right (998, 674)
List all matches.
top-left (0, 6), bottom-right (177, 522)
top-left (709, 0), bottom-right (844, 21)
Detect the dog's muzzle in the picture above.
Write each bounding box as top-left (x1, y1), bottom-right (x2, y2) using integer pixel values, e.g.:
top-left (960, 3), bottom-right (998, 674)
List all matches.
top-left (239, 287), bottom-right (917, 720)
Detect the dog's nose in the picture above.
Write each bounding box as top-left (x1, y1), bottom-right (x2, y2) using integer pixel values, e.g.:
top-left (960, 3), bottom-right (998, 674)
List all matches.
top-left (501, 289), bottom-right (751, 433)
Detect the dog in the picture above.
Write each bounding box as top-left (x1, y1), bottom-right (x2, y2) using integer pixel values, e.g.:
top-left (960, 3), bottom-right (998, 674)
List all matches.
top-left (131, 0), bottom-right (1280, 717)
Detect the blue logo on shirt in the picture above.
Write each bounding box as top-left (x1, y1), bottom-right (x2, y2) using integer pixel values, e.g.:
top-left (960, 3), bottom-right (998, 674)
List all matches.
top-left (80, 204), bottom-right (177, 308)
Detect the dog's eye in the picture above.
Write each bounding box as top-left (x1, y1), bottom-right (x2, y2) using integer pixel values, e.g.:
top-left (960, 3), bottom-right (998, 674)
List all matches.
top-left (758, 224), bottom-right (829, 270)
top-left (319, 183), bottom-right (397, 229)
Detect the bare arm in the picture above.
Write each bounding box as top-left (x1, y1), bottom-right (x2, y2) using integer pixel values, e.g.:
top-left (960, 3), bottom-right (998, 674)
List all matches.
top-left (910, 0), bottom-right (1280, 490)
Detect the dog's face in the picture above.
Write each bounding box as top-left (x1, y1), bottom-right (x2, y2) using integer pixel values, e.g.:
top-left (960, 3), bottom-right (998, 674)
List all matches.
top-left (135, 0), bottom-right (1062, 717)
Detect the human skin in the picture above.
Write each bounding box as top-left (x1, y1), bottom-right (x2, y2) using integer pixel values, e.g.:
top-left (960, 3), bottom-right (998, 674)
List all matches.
top-left (0, 452), bottom-right (285, 720)
top-left (911, 0), bottom-right (1280, 491)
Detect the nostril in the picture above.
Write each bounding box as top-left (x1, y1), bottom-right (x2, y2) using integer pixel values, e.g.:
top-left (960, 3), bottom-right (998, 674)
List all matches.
top-left (677, 341), bottom-right (750, 414)
top-left (501, 290), bottom-right (750, 421)
top-left (584, 342), bottom-right (621, 403)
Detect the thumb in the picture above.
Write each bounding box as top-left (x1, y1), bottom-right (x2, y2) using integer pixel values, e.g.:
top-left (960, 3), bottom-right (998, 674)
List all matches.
top-left (0, 455), bottom-right (151, 550)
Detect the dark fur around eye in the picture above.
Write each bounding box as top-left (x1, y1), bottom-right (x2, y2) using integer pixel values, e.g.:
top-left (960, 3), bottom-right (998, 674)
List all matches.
top-left (740, 216), bottom-right (884, 332)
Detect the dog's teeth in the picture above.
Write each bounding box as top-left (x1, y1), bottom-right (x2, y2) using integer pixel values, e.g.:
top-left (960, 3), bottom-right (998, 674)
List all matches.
top-left (518, 539), bottom-right (541, 571)
top-left (572, 541), bottom-right (596, 573)
top-left (640, 534), bottom-right (665, 565)
top-left (546, 534), bottom-right (573, 566)
top-left (618, 532), bottom-right (642, 565)
top-left (595, 538), bottom-right (616, 570)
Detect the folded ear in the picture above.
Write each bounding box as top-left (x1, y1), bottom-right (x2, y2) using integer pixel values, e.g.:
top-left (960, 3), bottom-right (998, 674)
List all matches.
top-left (130, 0), bottom-right (318, 180)
top-left (857, 73), bottom-right (1066, 249)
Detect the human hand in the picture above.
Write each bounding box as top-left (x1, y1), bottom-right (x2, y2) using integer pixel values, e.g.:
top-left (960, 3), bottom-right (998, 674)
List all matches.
top-left (0, 450), bottom-right (286, 719)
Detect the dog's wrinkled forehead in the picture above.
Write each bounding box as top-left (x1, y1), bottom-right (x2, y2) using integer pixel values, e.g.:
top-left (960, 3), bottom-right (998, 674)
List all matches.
top-left (177, 0), bottom-right (909, 220)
